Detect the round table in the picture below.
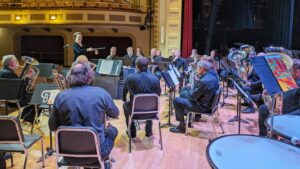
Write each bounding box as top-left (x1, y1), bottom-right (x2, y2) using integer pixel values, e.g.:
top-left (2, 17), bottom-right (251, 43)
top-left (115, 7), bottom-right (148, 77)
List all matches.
top-left (266, 115), bottom-right (300, 139)
top-left (207, 135), bottom-right (300, 169)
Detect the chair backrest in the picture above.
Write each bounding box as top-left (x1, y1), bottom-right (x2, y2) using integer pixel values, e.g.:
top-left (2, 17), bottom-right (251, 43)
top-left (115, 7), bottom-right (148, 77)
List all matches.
top-left (211, 87), bottom-right (222, 114)
top-left (55, 126), bottom-right (101, 162)
top-left (0, 78), bottom-right (25, 100)
top-left (0, 116), bottom-right (24, 143)
top-left (132, 94), bottom-right (159, 115)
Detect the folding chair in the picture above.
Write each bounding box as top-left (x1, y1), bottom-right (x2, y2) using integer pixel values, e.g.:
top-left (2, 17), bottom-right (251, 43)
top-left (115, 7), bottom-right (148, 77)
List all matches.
top-left (55, 126), bottom-right (104, 169)
top-left (0, 116), bottom-right (44, 169)
top-left (185, 87), bottom-right (224, 136)
top-left (128, 94), bottom-right (163, 153)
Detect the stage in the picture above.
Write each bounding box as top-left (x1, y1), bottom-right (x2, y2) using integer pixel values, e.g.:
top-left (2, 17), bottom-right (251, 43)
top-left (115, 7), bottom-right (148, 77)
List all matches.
top-left (1, 86), bottom-right (259, 169)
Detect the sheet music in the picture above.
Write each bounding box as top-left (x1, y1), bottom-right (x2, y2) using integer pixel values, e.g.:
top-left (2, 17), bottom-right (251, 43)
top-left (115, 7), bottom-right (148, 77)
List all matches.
top-left (98, 60), bottom-right (114, 74)
top-left (168, 70), bottom-right (179, 85)
top-left (47, 90), bottom-right (60, 104)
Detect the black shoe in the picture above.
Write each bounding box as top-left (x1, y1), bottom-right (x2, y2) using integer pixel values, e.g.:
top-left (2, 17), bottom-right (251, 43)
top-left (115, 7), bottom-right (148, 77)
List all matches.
top-left (169, 126), bottom-right (186, 133)
top-left (104, 160), bottom-right (112, 169)
top-left (242, 107), bottom-right (255, 114)
top-left (145, 131), bottom-right (153, 137)
top-left (126, 130), bottom-right (136, 138)
top-left (240, 102), bottom-right (250, 106)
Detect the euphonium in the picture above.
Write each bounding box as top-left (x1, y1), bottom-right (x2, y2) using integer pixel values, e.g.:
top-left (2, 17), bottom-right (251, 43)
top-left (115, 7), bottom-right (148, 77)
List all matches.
top-left (19, 56), bottom-right (40, 93)
top-left (227, 50), bottom-right (248, 83)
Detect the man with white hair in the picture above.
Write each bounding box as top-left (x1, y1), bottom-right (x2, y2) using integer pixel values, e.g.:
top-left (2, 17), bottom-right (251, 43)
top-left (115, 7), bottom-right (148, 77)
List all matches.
top-left (0, 55), bottom-right (19, 78)
top-left (170, 60), bottom-right (219, 133)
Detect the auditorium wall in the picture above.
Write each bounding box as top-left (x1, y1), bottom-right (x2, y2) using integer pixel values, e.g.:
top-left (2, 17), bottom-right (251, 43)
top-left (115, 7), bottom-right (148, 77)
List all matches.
top-left (0, 26), bottom-right (149, 66)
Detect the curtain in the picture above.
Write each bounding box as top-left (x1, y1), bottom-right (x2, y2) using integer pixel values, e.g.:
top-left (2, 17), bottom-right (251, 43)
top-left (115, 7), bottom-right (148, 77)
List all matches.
top-left (181, 0), bottom-right (193, 58)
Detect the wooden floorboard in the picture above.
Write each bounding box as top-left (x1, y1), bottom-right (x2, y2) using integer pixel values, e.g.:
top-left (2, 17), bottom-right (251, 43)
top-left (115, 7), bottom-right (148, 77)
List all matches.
top-left (2, 87), bottom-right (259, 169)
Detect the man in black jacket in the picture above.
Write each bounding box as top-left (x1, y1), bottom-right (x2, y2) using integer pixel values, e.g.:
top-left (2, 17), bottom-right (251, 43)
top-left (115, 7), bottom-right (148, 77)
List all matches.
top-left (49, 63), bottom-right (119, 169)
top-left (123, 57), bottom-right (161, 138)
top-left (170, 60), bottom-right (219, 133)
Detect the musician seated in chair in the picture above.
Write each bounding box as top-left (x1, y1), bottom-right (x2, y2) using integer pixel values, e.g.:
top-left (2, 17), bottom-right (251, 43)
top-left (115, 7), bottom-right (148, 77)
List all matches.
top-left (124, 46), bottom-right (138, 68)
top-left (123, 56), bottom-right (161, 138)
top-left (150, 48), bottom-right (163, 80)
top-left (49, 63), bottom-right (119, 169)
top-left (0, 55), bottom-right (40, 122)
top-left (170, 60), bottom-right (219, 133)
top-left (258, 59), bottom-right (300, 136)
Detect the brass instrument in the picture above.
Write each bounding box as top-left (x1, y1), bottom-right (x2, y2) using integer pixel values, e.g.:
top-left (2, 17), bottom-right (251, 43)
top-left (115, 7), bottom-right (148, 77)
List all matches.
top-left (52, 69), bottom-right (69, 91)
top-left (240, 45), bottom-right (255, 55)
top-left (227, 50), bottom-right (248, 82)
top-left (262, 90), bottom-right (283, 115)
top-left (19, 56), bottom-right (40, 93)
top-left (265, 46), bottom-right (293, 70)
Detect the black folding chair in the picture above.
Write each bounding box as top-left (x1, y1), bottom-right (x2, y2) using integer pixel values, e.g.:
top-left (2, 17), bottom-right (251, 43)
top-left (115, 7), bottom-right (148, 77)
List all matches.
top-left (55, 126), bottom-right (104, 169)
top-left (0, 116), bottom-right (44, 169)
top-left (185, 87), bottom-right (224, 136)
top-left (128, 94), bottom-right (163, 153)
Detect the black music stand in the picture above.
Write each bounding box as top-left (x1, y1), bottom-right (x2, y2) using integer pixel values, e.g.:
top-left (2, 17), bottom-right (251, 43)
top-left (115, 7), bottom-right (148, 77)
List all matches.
top-left (96, 59), bottom-right (122, 76)
top-left (30, 83), bottom-right (58, 162)
top-left (113, 57), bottom-right (132, 67)
top-left (161, 69), bottom-right (179, 127)
top-left (230, 80), bottom-right (251, 134)
top-left (0, 79), bottom-right (25, 116)
top-left (36, 63), bottom-right (54, 78)
top-left (219, 60), bottom-right (235, 107)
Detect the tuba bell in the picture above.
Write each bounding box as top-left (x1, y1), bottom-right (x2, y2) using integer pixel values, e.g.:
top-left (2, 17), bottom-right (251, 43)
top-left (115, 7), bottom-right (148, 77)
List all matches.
top-left (19, 56), bottom-right (40, 93)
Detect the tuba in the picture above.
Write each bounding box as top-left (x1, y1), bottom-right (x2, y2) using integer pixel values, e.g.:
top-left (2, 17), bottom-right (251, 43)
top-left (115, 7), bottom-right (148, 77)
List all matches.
top-left (227, 50), bottom-right (248, 82)
top-left (19, 56), bottom-right (40, 93)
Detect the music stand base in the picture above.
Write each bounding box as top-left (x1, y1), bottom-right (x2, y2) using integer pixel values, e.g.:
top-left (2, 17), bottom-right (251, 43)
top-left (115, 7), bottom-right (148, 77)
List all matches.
top-left (161, 122), bottom-right (176, 128)
top-left (228, 116), bottom-right (249, 123)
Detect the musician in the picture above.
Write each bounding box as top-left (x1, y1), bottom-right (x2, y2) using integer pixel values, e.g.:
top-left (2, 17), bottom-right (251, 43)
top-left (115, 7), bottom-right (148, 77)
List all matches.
top-left (123, 57), bottom-right (161, 138)
top-left (258, 59), bottom-right (300, 136)
top-left (49, 63), bottom-right (119, 169)
top-left (168, 49), bottom-right (176, 62)
top-left (106, 46), bottom-right (118, 59)
top-left (124, 46), bottom-right (138, 67)
top-left (136, 47), bottom-right (144, 57)
top-left (170, 60), bottom-right (219, 133)
top-left (73, 32), bottom-right (99, 61)
top-left (172, 49), bottom-right (187, 89)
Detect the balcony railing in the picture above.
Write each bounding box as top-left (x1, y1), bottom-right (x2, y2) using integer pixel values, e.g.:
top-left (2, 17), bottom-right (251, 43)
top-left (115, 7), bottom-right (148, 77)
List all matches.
top-left (0, 0), bottom-right (146, 12)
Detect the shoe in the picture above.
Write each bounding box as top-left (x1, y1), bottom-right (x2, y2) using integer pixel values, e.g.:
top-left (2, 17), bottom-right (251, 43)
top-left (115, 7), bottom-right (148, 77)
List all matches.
top-left (188, 122), bottom-right (193, 128)
top-left (194, 114), bottom-right (202, 122)
top-left (104, 159), bottom-right (112, 169)
top-left (145, 131), bottom-right (153, 137)
top-left (242, 107), bottom-right (255, 114)
top-left (169, 126), bottom-right (186, 133)
top-left (126, 130), bottom-right (136, 138)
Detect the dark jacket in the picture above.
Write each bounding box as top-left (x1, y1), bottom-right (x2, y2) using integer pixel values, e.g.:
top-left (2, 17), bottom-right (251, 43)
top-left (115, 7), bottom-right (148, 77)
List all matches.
top-left (190, 72), bottom-right (219, 110)
top-left (124, 54), bottom-right (138, 67)
top-left (0, 67), bottom-right (18, 79)
top-left (73, 42), bottom-right (89, 61)
top-left (123, 71), bottom-right (161, 104)
top-left (49, 85), bottom-right (119, 144)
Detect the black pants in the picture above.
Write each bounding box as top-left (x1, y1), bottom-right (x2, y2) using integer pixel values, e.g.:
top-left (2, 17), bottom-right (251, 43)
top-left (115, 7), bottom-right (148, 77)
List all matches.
top-left (258, 104), bottom-right (300, 136)
top-left (123, 101), bottom-right (153, 134)
top-left (173, 97), bottom-right (209, 124)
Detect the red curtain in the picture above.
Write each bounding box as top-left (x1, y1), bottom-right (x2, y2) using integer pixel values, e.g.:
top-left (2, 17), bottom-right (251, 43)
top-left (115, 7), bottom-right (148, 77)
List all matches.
top-left (181, 0), bottom-right (193, 58)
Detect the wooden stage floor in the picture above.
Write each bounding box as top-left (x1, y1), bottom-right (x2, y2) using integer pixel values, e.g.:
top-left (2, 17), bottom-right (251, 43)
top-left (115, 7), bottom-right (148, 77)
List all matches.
top-left (2, 87), bottom-right (259, 169)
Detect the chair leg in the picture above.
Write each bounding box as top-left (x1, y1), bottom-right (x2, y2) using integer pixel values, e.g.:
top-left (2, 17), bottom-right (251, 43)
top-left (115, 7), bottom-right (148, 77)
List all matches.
top-left (216, 110), bottom-right (225, 134)
top-left (158, 121), bottom-right (163, 150)
top-left (128, 119), bottom-right (132, 153)
top-left (23, 151), bottom-right (28, 169)
top-left (185, 112), bottom-right (191, 136)
top-left (10, 154), bottom-right (14, 167)
top-left (210, 116), bottom-right (217, 138)
top-left (41, 137), bottom-right (45, 168)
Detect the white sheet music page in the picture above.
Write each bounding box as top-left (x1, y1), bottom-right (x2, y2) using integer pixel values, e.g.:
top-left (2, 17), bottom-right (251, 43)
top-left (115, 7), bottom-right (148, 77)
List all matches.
top-left (47, 90), bottom-right (60, 105)
top-left (99, 60), bottom-right (114, 75)
top-left (168, 70), bottom-right (179, 85)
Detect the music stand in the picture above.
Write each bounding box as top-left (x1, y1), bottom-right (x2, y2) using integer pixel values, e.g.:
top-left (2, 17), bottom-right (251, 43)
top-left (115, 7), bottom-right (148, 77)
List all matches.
top-left (161, 69), bottom-right (179, 127)
top-left (231, 80), bottom-right (252, 134)
top-left (30, 83), bottom-right (58, 162)
top-left (250, 55), bottom-right (298, 137)
top-left (96, 59), bottom-right (122, 76)
top-left (36, 63), bottom-right (54, 78)
top-left (219, 59), bottom-right (235, 107)
top-left (113, 57), bottom-right (132, 67)
top-left (0, 78), bottom-right (25, 116)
